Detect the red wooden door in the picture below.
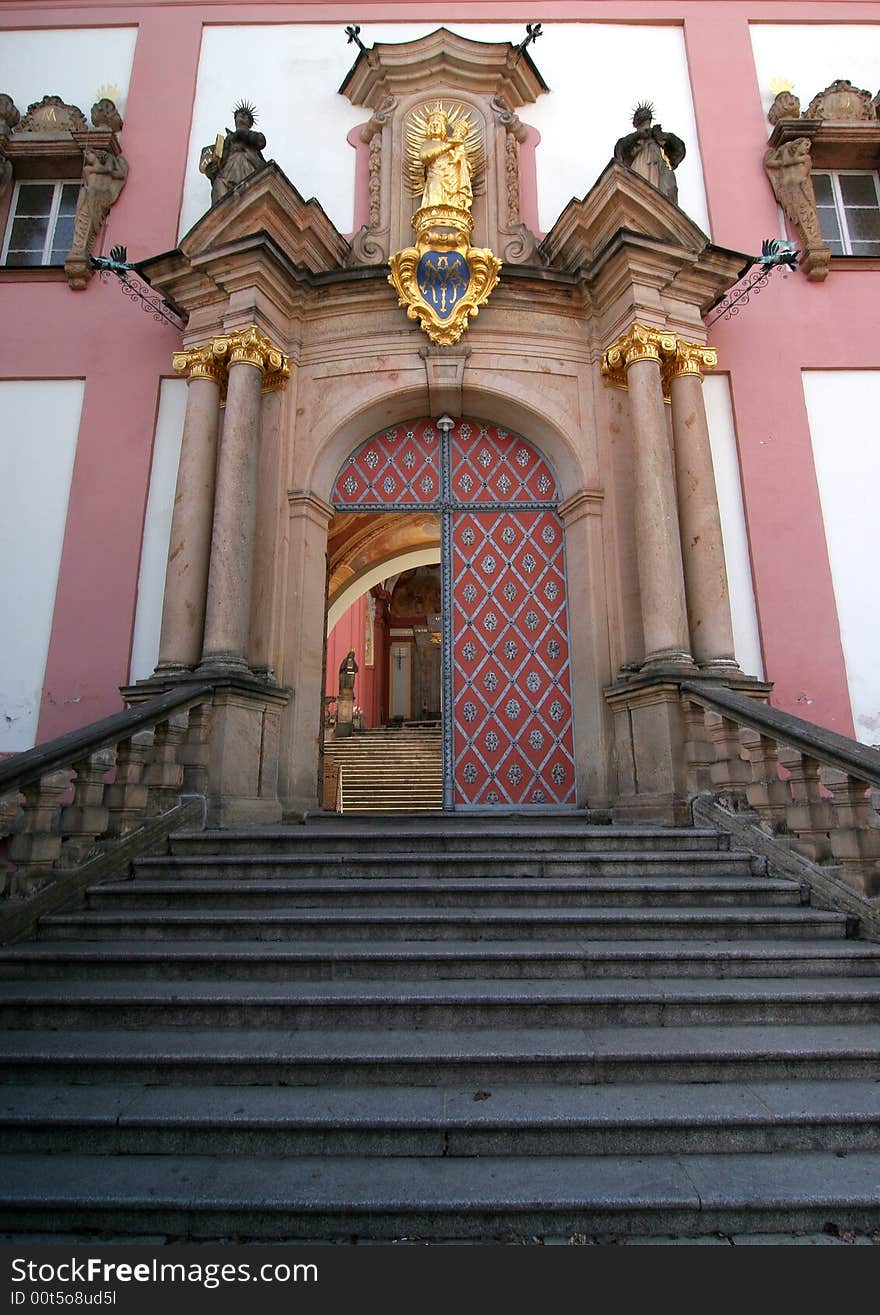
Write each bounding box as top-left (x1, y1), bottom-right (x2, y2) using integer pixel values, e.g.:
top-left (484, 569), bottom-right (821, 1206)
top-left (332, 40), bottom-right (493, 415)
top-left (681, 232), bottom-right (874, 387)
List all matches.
top-left (332, 417), bottom-right (576, 807)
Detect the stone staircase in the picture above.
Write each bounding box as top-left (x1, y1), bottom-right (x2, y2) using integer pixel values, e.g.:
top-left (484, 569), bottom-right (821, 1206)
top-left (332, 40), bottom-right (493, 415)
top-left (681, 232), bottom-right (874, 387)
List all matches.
top-left (324, 725), bottom-right (443, 812)
top-left (1, 813), bottom-right (880, 1241)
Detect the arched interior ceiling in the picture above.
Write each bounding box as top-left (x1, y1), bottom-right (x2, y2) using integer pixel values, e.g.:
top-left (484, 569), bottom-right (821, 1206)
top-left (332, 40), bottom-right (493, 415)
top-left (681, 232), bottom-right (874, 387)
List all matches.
top-left (327, 510), bottom-right (440, 631)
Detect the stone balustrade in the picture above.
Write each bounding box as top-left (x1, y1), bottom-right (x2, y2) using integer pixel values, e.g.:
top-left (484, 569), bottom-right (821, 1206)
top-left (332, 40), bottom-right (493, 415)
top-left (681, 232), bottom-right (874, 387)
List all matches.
top-left (682, 682), bottom-right (880, 897)
top-left (0, 686), bottom-right (212, 900)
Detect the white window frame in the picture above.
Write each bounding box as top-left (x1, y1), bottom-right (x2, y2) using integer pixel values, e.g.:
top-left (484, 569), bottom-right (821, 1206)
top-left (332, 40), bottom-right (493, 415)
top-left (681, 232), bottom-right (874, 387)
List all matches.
top-left (1, 179), bottom-right (79, 266)
top-left (812, 169), bottom-right (880, 257)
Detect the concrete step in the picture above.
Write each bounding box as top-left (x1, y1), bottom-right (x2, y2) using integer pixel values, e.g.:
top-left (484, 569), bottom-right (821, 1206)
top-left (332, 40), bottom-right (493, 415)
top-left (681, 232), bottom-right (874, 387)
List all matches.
top-left (131, 852), bottom-right (761, 881)
top-left (35, 906), bottom-right (851, 943)
top-left (2, 1024), bottom-right (877, 1085)
top-left (88, 875), bottom-right (804, 911)
top-left (167, 824), bottom-right (732, 856)
top-left (2, 977), bottom-right (879, 1030)
top-left (3, 1150), bottom-right (880, 1238)
top-left (3, 1081), bottom-right (878, 1158)
top-left (2, 937), bottom-right (878, 982)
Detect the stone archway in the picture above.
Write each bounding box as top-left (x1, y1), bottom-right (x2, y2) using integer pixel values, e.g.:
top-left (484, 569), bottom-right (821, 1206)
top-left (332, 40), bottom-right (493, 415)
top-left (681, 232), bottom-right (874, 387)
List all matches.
top-left (332, 416), bottom-right (576, 809)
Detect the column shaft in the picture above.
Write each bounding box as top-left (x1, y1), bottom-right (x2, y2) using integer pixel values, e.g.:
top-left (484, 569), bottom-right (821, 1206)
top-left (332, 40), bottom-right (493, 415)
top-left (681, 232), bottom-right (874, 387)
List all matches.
top-left (156, 374), bottom-right (221, 671)
top-left (670, 370), bottom-right (738, 668)
top-left (626, 357), bottom-right (693, 667)
top-left (200, 360), bottom-right (263, 669)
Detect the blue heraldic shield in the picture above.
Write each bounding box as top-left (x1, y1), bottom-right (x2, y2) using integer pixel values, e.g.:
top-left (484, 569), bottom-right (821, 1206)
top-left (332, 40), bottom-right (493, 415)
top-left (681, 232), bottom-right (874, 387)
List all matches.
top-left (416, 250), bottom-right (471, 319)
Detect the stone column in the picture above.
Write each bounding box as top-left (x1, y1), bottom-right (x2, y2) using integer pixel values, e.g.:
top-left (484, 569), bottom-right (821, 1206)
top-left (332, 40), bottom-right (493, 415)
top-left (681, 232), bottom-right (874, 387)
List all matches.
top-left (156, 345), bottom-right (223, 673)
top-left (199, 327), bottom-right (288, 674)
top-left (668, 343), bottom-right (740, 672)
top-left (602, 324), bottom-right (694, 671)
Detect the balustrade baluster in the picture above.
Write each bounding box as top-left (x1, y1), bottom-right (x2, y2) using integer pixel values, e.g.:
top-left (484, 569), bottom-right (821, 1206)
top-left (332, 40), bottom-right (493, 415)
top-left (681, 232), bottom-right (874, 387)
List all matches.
top-left (7, 770), bottom-right (71, 895)
top-left (142, 715), bottom-right (187, 815)
top-left (821, 767), bottom-right (880, 896)
top-left (57, 747), bottom-right (116, 867)
top-left (704, 710), bottom-right (751, 810)
top-left (778, 748), bottom-right (834, 862)
top-left (104, 732), bottom-right (152, 837)
top-left (740, 728), bottom-right (790, 834)
top-left (178, 704), bottom-right (211, 795)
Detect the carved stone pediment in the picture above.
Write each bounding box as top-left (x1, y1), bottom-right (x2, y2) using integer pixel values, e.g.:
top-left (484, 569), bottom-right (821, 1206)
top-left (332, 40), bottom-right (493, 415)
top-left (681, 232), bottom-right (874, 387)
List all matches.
top-left (18, 94), bottom-right (89, 134)
top-left (806, 79), bottom-right (876, 123)
top-left (340, 26), bottom-right (547, 108)
top-left (543, 162), bottom-right (745, 329)
top-left (340, 26), bottom-right (547, 269)
top-left (543, 162), bottom-right (714, 270)
top-left (179, 161), bottom-right (350, 276)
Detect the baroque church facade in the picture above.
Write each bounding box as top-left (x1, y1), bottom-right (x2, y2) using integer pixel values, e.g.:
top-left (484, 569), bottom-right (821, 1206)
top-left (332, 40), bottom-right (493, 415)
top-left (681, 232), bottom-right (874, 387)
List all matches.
top-left (2, 1), bottom-right (880, 828)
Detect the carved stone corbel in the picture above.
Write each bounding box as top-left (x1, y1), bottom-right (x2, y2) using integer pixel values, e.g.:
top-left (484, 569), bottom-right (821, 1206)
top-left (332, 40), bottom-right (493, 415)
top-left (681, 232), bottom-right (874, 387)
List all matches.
top-left (65, 145), bottom-right (129, 289)
top-left (490, 92), bottom-right (547, 266)
top-left (763, 137), bottom-right (830, 282)
top-left (347, 94), bottom-right (396, 267)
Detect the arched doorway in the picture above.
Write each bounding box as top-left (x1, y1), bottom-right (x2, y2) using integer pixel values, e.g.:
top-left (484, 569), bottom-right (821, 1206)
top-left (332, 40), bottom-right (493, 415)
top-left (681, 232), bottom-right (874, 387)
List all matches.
top-left (331, 417), bottom-right (575, 808)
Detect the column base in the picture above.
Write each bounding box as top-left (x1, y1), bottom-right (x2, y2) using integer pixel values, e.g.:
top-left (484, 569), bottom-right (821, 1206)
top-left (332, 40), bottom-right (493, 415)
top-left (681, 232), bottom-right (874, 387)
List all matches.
top-left (196, 653), bottom-right (253, 678)
top-left (640, 649), bottom-right (697, 676)
top-left (698, 657), bottom-right (742, 675)
top-left (153, 661), bottom-right (195, 679)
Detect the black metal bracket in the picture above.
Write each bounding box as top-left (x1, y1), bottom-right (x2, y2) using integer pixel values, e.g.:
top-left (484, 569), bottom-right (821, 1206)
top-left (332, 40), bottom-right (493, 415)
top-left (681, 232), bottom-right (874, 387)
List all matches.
top-left (704, 239), bottom-right (799, 328)
top-left (90, 246), bottom-right (186, 331)
top-left (345, 24), bottom-right (367, 54)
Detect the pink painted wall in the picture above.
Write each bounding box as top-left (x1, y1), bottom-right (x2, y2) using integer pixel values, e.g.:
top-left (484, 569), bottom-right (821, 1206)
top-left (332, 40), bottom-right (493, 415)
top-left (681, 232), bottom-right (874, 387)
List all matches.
top-left (326, 595), bottom-right (385, 727)
top-left (2, 0), bottom-right (878, 747)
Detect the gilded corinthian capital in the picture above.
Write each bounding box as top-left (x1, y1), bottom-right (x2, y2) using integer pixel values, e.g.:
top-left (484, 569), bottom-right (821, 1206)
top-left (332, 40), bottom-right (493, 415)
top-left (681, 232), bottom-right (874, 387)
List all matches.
top-left (665, 340), bottom-right (717, 382)
top-left (173, 327), bottom-right (290, 392)
top-left (602, 326), bottom-right (717, 400)
top-left (172, 343), bottom-right (225, 385)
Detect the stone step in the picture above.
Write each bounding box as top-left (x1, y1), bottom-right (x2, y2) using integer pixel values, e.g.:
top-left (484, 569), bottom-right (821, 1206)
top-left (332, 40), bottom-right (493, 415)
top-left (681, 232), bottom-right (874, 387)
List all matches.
top-left (2, 1081), bottom-right (878, 1158)
top-left (88, 876), bottom-right (804, 911)
top-left (3, 1149), bottom-right (880, 1239)
top-left (2, 1024), bottom-right (877, 1086)
top-left (2, 977), bottom-right (879, 1030)
top-left (2, 937), bottom-right (878, 982)
top-left (132, 852), bottom-right (761, 881)
top-left (168, 824), bottom-right (731, 856)
top-left (35, 906), bottom-right (850, 943)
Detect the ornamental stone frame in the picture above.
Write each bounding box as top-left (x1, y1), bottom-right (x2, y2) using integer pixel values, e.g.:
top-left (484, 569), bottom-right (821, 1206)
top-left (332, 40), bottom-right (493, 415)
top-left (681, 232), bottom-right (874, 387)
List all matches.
top-left (138, 29), bottom-right (764, 824)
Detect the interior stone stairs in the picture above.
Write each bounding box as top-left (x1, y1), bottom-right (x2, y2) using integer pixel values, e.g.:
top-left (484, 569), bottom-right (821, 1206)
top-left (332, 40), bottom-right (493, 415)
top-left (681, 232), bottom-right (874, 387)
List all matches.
top-left (324, 725), bottom-right (443, 812)
top-left (1, 813), bottom-right (880, 1241)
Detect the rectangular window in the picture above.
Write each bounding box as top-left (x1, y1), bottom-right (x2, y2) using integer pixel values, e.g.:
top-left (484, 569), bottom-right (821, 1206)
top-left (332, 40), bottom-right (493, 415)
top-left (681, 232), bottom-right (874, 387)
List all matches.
top-left (1, 180), bottom-right (80, 266)
top-left (812, 170), bottom-right (880, 257)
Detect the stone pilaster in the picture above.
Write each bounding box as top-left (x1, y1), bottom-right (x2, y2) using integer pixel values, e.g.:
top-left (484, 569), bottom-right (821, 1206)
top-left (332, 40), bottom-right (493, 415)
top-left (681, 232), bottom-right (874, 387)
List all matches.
top-left (667, 341), bottom-right (740, 673)
top-left (602, 324), bottom-right (695, 673)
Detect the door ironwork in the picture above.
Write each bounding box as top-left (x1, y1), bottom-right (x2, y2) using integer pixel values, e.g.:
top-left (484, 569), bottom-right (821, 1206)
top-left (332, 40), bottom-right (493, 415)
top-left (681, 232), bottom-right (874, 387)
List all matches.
top-left (332, 417), bottom-right (575, 807)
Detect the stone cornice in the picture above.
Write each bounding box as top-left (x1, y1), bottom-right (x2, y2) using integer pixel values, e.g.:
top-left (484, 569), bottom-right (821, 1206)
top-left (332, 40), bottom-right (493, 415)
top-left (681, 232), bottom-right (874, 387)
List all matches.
top-left (340, 26), bottom-right (547, 110)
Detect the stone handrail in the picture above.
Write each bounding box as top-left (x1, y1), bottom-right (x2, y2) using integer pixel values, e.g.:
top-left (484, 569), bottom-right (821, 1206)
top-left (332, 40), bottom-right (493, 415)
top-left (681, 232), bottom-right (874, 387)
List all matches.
top-left (0, 684), bottom-right (212, 899)
top-left (681, 681), bottom-right (880, 897)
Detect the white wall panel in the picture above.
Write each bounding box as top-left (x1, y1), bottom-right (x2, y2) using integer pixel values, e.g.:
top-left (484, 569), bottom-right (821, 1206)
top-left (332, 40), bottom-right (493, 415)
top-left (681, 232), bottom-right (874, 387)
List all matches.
top-left (129, 379), bottom-right (187, 683)
top-left (0, 27), bottom-right (138, 119)
top-left (803, 371), bottom-right (880, 746)
top-left (0, 380), bottom-right (83, 752)
top-left (703, 376), bottom-right (764, 680)
top-left (750, 24), bottom-right (880, 120)
top-left (180, 22), bottom-right (708, 239)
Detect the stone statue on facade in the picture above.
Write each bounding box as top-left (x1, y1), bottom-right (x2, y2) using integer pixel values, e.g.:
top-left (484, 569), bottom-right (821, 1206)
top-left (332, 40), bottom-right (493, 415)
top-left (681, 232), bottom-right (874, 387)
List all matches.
top-left (200, 100), bottom-right (267, 205)
top-left (65, 144), bottom-right (130, 289)
top-left (418, 106), bottom-right (474, 211)
top-left (339, 649), bottom-right (359, 693)
top-left (614, 102), bottom-right (686, 204)
top-left (0, 93), bottom-right (20, 202)
top-left (763, 136), bottom-right (830, 281)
